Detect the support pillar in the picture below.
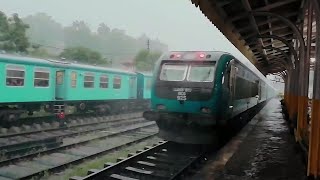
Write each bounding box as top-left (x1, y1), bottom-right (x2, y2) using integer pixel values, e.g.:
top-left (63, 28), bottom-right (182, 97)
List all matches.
top-left (297, 0), bottom-right (313, 142)
top-left (291, 67), bottom-right (299, 131)
top-left (307, 0), bottom-right (320, 177)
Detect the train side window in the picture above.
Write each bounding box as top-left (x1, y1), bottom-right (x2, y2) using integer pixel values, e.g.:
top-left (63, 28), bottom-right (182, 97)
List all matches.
top-left (6, 65), bottom-right (25, 87)
top-left (113, 76), bottom-right (121, 89)
top-left (100, 75), bottom-right (109, 88)
top-left (84, 73), bottom-right (94, 88)
top-left (56, 71), bottom-right (64, 85)
top-left (223, 62), bottom-right (231, 87)
top-left (34, 67), bottom-right (50, 87)
top-left (71, 71), bottom-right (77, 88)
top-left (228, 60), bottom-right (236, 90)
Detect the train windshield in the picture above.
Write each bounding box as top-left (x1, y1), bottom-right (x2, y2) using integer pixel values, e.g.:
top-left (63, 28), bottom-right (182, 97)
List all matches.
top-left (159, 63), bottom-right (215, 82)
top-left (159, 64), bottom-right (188, 81)
top-left (187, 65), bottom-right (215, 82)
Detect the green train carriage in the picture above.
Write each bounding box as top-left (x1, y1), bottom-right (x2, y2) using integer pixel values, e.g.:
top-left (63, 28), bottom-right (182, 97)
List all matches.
top-left (53, 61), bottom-right (141, 113)
top-left (143, 51), bottom-right (276, 144)
top-left (0, 54), bottom-right (152, 124)
top-left (0, 54), bottom-right (57, 121)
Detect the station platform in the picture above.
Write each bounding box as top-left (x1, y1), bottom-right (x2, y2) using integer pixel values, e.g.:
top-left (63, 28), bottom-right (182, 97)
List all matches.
top-left (189, 99), bottom-right (307, 180)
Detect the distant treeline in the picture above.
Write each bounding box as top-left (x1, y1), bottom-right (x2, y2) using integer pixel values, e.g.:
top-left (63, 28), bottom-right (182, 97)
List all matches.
top-left (0, 11), bottom-right (167, 70)
top-left (23, 13), bottom-right (167, 66)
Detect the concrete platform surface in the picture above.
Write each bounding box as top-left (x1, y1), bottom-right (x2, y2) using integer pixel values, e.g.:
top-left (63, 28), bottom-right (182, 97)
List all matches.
top-left (190, 99), bottom-right (306, 180)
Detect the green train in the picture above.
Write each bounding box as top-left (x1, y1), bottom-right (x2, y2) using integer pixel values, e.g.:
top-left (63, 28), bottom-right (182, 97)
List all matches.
top-left (0, 54), bottom-right (152, 124)
top-left (143, 51), bottom-right (277, 144)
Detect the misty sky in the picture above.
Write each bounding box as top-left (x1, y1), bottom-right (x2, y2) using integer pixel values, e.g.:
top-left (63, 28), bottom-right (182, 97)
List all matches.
top-left (1, 0), bottom-right (243, 54)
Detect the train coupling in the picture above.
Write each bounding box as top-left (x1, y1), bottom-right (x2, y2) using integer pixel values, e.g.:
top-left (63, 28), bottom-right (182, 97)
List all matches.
top-left (143, 111), bottom-right (159, 121)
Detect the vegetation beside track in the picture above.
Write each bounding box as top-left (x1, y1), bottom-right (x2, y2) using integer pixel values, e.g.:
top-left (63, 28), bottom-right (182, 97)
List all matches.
top-left (46, 137), bottom-right (162, 180)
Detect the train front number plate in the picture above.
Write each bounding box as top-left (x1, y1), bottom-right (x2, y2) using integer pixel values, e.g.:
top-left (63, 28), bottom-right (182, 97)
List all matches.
top-left (173, 88), bottom-right (192, 101)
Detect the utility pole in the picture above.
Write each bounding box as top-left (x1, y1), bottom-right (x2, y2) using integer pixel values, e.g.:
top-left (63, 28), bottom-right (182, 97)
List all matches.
top-left (147, 39), bottom-right (150, 51)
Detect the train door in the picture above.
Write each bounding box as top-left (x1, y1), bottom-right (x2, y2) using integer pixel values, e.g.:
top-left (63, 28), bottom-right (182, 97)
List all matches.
top-left (129, 76), bottom-right (137, 99)
top-left (55, 70), bottom-right (66, 100)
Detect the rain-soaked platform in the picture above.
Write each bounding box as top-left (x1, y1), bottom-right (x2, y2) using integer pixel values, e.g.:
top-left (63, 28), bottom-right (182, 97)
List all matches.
top-left (189, 99), bottom-right (306, 180)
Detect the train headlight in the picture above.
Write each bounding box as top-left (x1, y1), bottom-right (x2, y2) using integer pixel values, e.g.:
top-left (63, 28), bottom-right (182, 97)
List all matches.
top-left (157, 104), bottom-right (166, 110)
top-left (201, 107), bottom-right (211, 113)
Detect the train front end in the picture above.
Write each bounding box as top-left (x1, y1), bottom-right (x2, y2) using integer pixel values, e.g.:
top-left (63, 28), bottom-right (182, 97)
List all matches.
top-left (143, 51), bottom-right (222, 144)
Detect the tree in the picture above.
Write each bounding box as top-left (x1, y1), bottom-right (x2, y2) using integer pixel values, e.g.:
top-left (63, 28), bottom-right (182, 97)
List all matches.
top-left (97, 23), bottom-right (110, 35)
top-left (64, 21), bottom-right (94, 48)
top-left (17, 12), bottom-right (168, 66)
top-left (0, 12), bottom-right (30, 52)
top-left (0, 12), bottom-right (9, 42)
top-left (59, 46), bottom-right (110, 65)
top-left (23, 13), bottom-right (64, 54)
top-left (134, 49), bottom-right (162, 71)
top-left (8, 14), bottom-right (30, 52)
top-left (29, 46), bottom-right (53, 58)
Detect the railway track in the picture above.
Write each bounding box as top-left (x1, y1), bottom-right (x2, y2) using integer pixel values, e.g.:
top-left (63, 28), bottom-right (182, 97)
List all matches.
top-left (0, 112), bottom-right (142, 138)
top-left (0, 122), bottom-right (158, 180)
top-left (0, 113), bottom-right (144, 159)
top-left (0, 112), bottom-right (95, 129)
top-left (0, 118), bottom-right (149, 163)
top-left (65, 104), bottom-right (266, 180)
top-left (70, 141), bottom-right (212, 180)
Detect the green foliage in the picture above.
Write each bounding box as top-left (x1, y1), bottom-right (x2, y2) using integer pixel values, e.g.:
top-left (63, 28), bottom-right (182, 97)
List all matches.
top-left (0, 12), bottom-right (30, 52)
top-left (134, 49), bottom-right (162, 71)
top-left (22, 13), bottom-right (168, 66)
top-left (23, 13), bottom-right (63, 48)
top-left (59, 46), bottom-right (111, 65)
top-left (0, 12), bottom-right (9, 41)
top-left (29, 47), bottom-right (53, 59)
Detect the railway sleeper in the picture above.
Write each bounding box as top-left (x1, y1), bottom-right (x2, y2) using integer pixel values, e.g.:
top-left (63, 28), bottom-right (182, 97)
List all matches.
top-left (123, 166), bottom-right (172, 179)
top-left (0, 136), bottom-right (62, 159)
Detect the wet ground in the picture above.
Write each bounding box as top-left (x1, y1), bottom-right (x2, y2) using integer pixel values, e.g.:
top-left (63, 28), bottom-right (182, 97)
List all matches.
top-left (190, 99), bottom-right (306, 180)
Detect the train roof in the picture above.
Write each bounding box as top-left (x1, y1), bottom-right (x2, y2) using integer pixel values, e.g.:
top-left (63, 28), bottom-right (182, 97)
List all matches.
top-left (160, 51), bottom-right (227, 61)
top-left (63, 62), bottom-right (136, 75)
top-left (159, 50), bottom-right (275, 88)
top-left (0, 53), bottom-right (136, 75)
top-left (0, 53), bottom-right (56, 66)
top-left (136, 71), bottom-right (153, 77)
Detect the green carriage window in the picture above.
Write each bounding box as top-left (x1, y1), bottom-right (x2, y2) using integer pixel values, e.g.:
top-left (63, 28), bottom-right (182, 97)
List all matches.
top-left (34, 68), bottom-right (50, 87)
top-left (84, 73), bottom-right (94, 88)
top-left (113, 76), bottom-right (121, 89)
top-left (100, 75), bottom-right (108, 88)
top-left (71, 71), bottom-right (77, 88)
top-left (6, 65), bottom-right (25, 87)
top-left (56, 71), bottom-right (64, 85)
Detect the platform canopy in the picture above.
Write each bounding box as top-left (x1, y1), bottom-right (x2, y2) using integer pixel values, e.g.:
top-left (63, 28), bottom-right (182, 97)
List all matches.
top-left (190, 0), bottom-right (316, 75)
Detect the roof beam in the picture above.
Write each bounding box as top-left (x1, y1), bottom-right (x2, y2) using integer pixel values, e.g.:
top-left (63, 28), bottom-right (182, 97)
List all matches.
top-left (246, 32), bottom-right (294, 41)
top-left (256, 12), bottom-right (297, 26)
top-left (254, 0), bottom-right (299, 11)
top-left (230, 11), bottom-right (297, 23)
top-left (217, 0), bottom-right (235, 7)
top-left (259, 25), bottom-right (289, 34)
